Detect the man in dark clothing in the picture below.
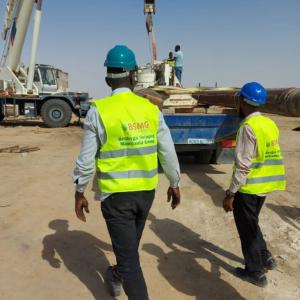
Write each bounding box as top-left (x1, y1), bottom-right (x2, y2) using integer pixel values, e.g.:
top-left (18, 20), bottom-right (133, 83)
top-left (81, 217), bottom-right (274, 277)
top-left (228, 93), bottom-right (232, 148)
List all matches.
top-left (73, 45), bottom-right (181, 300)
top-left (223, 82), bottom-right (286, 288)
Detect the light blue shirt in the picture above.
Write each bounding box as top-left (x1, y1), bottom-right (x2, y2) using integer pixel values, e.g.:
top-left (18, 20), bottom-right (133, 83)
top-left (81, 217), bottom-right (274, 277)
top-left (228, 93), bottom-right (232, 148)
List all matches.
top-left (73, 87), bottom-right (181, 201)
top-left (174, 50), bottom-right (184, 67)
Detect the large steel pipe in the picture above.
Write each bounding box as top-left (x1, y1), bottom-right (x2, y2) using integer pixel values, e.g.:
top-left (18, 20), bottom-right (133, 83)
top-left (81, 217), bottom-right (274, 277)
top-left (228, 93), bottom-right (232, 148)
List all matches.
top-left (192, 88), bottom-right (300, 117)
top-left (137, 87), bottom-right (300, 117)
top-left (262, 88), bottom-right (300, 117)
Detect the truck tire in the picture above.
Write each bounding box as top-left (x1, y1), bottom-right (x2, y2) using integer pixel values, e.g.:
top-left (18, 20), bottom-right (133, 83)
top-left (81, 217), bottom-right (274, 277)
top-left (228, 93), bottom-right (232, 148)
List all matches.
top-left (0, 106), bottom-right (4, 122)
top-left (194, 150), bottom-right (214, 164)
top-left (41, 99), bottom-right (72, 128)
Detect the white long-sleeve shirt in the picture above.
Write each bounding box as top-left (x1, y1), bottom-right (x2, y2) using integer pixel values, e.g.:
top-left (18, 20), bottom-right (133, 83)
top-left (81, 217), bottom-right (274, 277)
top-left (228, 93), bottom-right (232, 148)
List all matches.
top-left (73, 88), bottom-right (180, 201)
top-left (229, 112), bottom-right (265, 195)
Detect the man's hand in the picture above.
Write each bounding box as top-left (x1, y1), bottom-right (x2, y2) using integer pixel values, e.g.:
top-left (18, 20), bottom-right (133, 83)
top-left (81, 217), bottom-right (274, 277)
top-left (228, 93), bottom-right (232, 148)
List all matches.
top-left (49, 258), bottom-right (61, 269)
top-left (167, 187), bottom-right (180, 210)
top-left (223, 196), bottom-right (234, 212)
top-left (75, 191), bottom-right (90, 222)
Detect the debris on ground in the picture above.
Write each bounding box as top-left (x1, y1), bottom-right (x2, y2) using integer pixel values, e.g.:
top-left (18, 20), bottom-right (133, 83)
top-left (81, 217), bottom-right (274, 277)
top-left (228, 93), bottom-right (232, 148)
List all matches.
top-left (0, 145), bottom-right (40, 153)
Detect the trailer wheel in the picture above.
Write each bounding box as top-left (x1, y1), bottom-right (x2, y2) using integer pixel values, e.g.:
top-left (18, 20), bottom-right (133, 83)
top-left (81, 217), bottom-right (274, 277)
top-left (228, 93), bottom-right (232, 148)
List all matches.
top-left (194, 150), bottom-right (214, 164)
top-left (41, 99), bottom-right (72, 128)
top-left (0, 106), bottom-right (4, 122)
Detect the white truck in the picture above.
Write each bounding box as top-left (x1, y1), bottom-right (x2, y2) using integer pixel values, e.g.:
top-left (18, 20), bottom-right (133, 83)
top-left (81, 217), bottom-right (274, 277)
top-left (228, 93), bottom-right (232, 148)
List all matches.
top-left (0, 0), bottom-right (90, 127)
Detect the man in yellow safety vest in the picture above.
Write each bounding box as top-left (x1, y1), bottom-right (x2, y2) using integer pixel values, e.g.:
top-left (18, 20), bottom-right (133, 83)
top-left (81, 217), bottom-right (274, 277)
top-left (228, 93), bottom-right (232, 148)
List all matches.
top-left (73, 45), bottom-right (181, 300)
top-left (223, 82), bottom-right (286, 288)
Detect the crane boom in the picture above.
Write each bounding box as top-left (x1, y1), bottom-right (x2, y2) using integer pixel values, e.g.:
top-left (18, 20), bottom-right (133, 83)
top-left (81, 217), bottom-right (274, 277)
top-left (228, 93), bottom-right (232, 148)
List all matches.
top-left (2, 0), bottom-right (16, 40)
top-left (4, 0), bottom-right (35, 72)
top-left (27, 0), bottom-right (43, 91)
top-left (144, 0), bottom-right (157, 63)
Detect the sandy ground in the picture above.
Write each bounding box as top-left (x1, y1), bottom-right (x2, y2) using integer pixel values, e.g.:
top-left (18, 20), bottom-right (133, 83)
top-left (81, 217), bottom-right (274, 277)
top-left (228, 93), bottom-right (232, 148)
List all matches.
top-left (0, 115), bottom-right (299, 300)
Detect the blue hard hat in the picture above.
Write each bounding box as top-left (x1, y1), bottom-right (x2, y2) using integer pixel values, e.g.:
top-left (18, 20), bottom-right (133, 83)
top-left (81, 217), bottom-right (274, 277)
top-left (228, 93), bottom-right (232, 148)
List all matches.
top-left (240, 82), bottom-right (267, 106)
top-left (104, 45), bottom-right (137, 70)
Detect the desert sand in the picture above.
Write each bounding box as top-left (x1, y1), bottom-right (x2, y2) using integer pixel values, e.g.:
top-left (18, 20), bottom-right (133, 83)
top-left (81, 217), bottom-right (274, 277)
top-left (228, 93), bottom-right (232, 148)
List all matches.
top-left (0, 115), bottom-right (299, 300)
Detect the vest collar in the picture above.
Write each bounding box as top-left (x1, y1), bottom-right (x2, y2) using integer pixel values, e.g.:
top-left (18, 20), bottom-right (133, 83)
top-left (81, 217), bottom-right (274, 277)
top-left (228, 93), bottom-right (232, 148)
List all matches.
top-left (111, 87), bottom-right (132, 96)
top-left (244, 111), bottom-right (261, 122)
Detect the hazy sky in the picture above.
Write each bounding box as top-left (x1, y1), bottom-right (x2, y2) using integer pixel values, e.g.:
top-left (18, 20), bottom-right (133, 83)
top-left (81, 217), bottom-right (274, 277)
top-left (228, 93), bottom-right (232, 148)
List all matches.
top-left (0, 0), bottom-right (299, 98)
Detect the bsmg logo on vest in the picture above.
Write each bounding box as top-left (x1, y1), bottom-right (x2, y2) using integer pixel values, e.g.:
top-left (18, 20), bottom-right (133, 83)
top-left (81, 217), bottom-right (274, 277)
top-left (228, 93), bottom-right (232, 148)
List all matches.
top-left (127, 121), bottom-right (149, 131)
top-left (119, 121), bottom-right (155, 147)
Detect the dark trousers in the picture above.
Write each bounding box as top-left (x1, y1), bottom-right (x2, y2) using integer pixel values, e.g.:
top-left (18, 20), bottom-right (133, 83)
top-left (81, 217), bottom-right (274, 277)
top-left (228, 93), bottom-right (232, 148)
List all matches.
top-left (233, 192), bottom-right (269, 274)
top-left (101, 190), bottom-right (155, 300)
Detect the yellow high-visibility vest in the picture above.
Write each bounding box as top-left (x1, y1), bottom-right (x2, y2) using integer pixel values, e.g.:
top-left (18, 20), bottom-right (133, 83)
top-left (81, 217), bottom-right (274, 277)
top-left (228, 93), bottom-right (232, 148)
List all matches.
top-left (92, 91), bottom-right (159, 193)
top-left (166, 59), bottom-right (175, 68)
top-left (235, 115), bottom-right (286, 194)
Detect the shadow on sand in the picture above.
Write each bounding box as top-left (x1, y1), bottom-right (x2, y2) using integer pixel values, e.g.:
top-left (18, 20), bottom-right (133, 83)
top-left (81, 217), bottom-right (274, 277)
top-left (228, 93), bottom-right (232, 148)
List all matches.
top-left (42, 219), bottom-right (112, 300)
top-left (178, 154), bottom-right (227, 207)
top-left (143, 213), bottom-right (245, 299)
top-left (266, 203), bottom-right (300, 230)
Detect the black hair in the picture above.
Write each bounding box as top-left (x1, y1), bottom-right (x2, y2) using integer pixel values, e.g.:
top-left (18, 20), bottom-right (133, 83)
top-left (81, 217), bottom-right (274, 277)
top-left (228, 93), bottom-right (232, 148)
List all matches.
top-left (175, 45), bottom-right (180, 52)
top-left (107, 67), bottom-right (127, 74)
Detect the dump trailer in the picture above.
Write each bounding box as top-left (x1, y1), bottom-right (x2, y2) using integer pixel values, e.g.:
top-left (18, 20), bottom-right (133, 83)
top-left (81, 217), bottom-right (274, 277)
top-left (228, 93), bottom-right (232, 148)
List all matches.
top-left (136, 88), bottom-right (240, 164)
top-left (164, 113), bottom-right (240, 164)
top-left (0, 0), bottom-right (90, 127)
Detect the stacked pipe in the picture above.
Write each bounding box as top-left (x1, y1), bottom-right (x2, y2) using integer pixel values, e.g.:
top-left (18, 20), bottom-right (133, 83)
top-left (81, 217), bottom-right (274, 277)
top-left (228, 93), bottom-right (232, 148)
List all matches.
top-left (137, 87), bottom-right (300, 117)
top-left (192, 88), bottom-right (300, 117)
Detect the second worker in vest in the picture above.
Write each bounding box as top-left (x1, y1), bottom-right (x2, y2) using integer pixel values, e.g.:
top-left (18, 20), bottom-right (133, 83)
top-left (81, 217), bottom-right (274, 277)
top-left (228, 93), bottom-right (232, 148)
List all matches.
top-left (73, 45), bottom-right (181, 300)
top-left (223, 82), bottom-right (286, 288)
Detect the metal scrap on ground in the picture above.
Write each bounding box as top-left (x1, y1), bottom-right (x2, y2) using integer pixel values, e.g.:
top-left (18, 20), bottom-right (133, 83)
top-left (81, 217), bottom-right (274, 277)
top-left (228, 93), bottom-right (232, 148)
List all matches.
top-left (0, 145), bottom-right (40, 153)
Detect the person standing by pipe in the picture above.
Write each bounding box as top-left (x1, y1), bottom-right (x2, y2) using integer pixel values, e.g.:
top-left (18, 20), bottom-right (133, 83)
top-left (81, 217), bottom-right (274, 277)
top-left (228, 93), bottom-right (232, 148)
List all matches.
top-left (174, 45), bottom-right (183, 83)
top-left (223, 82), bottom-right (286, 287)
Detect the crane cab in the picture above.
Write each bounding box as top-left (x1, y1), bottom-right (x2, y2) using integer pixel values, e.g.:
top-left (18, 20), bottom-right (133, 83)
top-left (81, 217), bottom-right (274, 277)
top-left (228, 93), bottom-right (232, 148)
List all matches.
top-left (33, 64), bottom-right (68, 95)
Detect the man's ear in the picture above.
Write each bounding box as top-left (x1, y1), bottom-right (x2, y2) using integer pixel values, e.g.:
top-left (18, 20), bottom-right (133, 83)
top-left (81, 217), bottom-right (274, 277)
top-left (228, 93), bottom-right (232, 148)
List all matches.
top-left (130, 71), bottom-right (137, 87)
top-left (105, 77), bottom-right (112, 87)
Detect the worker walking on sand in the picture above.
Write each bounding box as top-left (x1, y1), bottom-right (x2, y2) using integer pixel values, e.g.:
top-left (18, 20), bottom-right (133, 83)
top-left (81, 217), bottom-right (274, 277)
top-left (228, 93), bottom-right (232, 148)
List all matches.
top-left (174, 44), bottom-right (183, 83)
top-left (223, 82), bottom-right (286, 287)
top-left (73, 45), bottom-right (181, 300)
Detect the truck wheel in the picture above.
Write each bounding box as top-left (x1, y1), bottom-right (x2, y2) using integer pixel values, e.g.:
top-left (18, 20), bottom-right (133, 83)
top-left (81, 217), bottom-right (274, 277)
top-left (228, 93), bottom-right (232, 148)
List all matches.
top-left (0, 106), bottom-right (4, 122)
top-left (41, 99), bottom-right (72, 128)
top-left (194, 150), bottom-right (214, 164)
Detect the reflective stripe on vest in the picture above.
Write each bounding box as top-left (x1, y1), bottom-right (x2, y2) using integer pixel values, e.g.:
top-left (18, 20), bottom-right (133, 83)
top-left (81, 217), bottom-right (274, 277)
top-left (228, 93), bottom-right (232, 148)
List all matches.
top-left (99, 168), bottom-right (157, 180)
top-left (92, 92), bottom-right (159, 193)
top-left (235, 115), bottom-right (286, 194)
top-left (98, 145), bottom-right (157, 159)
top-left (246, 175), bottom-right (285, 184)
top-left (251, 159), bottom-right (283, 169)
